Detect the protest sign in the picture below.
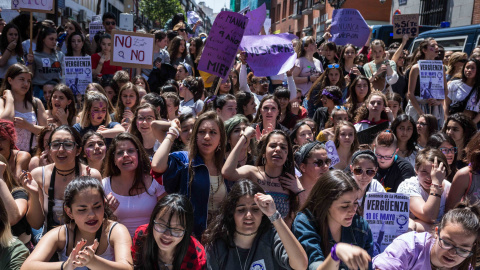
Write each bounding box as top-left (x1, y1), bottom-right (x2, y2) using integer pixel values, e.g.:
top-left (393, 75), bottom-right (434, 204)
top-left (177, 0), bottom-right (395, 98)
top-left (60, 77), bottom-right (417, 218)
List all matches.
top-left (11, 0), bottom-right (54, 13)
top-left (198, 11), bottom-right (247, 79)
top-left (239, 33), bottom-right (296, 76)
top-left (264, 18), bottom-right (271, 34)
top-left (393, 14), bottom-right (419, 39)
top-left (466, 92), bottom-right (480, 112)
top-left (89, 21), bottom-right (105, 41)
top-left (325, 140), bottom-right (340, 168)
top-left (187, 11), bottom-right (201, 25)
top-left (364, 192), bottom-right (410, 256)
top-left (418, 60), bottom-right (445, 99)
top-left (330, 9), bottom-right (370, 47)
top-left (110, 30), bottom-right (155, 69)
top-left (92, 15), bottom-right (102, 22)
top-left (64, 56), bottom-right (93, 96)
top-left (244, 3), bottom-right (266, 36)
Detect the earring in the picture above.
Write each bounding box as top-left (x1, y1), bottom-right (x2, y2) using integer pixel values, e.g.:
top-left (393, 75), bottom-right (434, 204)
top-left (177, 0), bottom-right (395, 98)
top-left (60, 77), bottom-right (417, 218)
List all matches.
top-left (216, 144), bottom-right (221, 152)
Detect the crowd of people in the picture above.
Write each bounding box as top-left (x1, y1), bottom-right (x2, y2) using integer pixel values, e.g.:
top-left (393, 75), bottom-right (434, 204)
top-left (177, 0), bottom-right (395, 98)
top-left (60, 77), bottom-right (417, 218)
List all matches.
top-left (1, 9), bottom-right (480, 270)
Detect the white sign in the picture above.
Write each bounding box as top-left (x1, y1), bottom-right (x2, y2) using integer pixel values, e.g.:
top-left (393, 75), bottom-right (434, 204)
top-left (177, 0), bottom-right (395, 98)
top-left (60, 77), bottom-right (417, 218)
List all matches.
top-left (110, 30), bottom-right (154, 69)
top-left (92, 15), bottom-right (101, 22)
top-left (418, 60), bottom-right (445, 99)
top-left (119, 13), bottom-right (134, 32)
top-left (364, 192), bottom-right (410, 256)
top-left (187, 11), bottom-right (201, 25)
top-left (325, 140), bottom-right (340, 168)
top-left (89, 21), bottom-right (104, 41)
top-left (63, 57), bottom-right (92, 95)
top-left (11, 0), bottom-right (54, 12)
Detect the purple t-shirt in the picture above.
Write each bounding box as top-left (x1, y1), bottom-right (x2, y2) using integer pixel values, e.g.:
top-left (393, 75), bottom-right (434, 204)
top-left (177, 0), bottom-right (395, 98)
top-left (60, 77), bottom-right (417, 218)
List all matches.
top-left (373, 232), bottom-right (472, 270)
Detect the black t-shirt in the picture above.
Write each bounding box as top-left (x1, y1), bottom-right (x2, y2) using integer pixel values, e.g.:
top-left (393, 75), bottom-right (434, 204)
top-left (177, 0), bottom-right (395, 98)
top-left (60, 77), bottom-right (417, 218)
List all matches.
top-left (11, 189), bottom-right (32, 237)
top-left (312, 107), bottom-right (329, 132)
top-left (375, 156), bottom-right (415, 193)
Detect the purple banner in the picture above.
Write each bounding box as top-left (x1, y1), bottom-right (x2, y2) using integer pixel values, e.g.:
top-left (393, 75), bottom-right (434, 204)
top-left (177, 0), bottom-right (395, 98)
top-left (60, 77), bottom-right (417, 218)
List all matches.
top-left (330, 9), bottom-right (370, 48)
top-left (198, 11), bottom-right (247, 79)
top-left (240, 33), bottom-right (297, 77)
top-left (244, 3), bottom-right (266, 36)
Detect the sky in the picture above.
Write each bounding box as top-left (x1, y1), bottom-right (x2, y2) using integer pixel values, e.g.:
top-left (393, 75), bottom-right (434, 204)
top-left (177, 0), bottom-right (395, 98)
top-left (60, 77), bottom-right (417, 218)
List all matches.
top-left (198, 0), bottom-right (228, 13)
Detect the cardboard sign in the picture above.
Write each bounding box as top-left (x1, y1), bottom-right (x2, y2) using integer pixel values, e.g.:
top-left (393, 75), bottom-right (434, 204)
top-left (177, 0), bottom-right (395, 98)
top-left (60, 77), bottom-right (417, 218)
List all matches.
top-left (110, 30), bottom-right (154, 69)
top-left (89, 21), bottom-right (105, 41)
top-left (11, 0), bottom-right (54, 13)
top-left (364, 192), bottom-right (410, 255)
top-left (330, 8), bottom-right (370, 47)
top-left (239, 33), bottom-right (297, 76)
top-left (64, 56), bottom-right (93, 95)
top-left (418, 60), bottom-right (445, 99)
top-left (198, 11), bottom-right (247, 79)
top-left (244, 3), bottom-right (266, 36)
top-left (393, 14), bottom-right (419, 39)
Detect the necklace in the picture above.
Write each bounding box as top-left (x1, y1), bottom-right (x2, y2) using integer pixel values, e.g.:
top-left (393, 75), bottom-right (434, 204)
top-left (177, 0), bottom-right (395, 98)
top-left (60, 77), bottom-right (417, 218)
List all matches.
top-left (235, 245), bottom-right (252, 270)
top-left (264, 169), bottom-right (281, 179)
top-left (55, 166), bottom-right (75, 181)
top-left (236, 230), bottom-right (258, 236)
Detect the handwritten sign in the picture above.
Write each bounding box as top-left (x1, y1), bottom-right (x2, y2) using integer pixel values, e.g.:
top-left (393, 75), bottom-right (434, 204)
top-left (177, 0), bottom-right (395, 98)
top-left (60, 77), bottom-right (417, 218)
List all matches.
top-left (64, 56), bottom-right (92, 95)
top-left (11, 0), bottom-right (54, 12)
top-left (330, 9), bottom-right (370, 47)
top-left (364, 192), bottom-right (410, 255)
top-left (110, 29), bottom-right (154, 69)
top-left (393, 14), bottom-right (419, 39)
top-left (187, 11), bottom-right (201, 25)
top-left (240, 33), bottom-right (297, 76)
top-left (418, 60), bottom-right (445, 99)
top-left (198, 11), bottom-right (247, 79)
top-left (325, 140), bottom-right (340, 168)
top-left (89, 21), bottom-right (105, 41)
top-left (244, 3), bottom-right (266, 36)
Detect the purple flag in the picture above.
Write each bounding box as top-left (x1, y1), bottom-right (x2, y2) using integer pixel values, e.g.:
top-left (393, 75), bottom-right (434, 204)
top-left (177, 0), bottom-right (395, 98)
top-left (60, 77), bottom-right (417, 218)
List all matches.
top-left (330, 9), bottom-right (370, 48)
top-left (198, 11), bottom-right (247, 79)
top-left (244, 3), bottom-right (266, 36)
top-left (239, 33), bottom-right (297, 77)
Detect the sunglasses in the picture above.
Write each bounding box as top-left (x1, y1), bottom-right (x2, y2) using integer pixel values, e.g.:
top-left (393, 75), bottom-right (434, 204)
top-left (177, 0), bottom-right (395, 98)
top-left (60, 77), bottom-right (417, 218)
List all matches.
top-left (327, 64), bottom-right (340, 69)
top-left (105, 21), bottom-right (116, 26)
top-left (334, 105), bottom-right (348, 111)
top-left (352, 168), bottom-right (376, 177)
top-left (310, 158), bottom-right (331, 167)
top-left (258, 79), bottom-right (269, 84)
top-left (440, 147), bottom-right (458, 154)
top-left (178, 29), bottom-right (186, 32)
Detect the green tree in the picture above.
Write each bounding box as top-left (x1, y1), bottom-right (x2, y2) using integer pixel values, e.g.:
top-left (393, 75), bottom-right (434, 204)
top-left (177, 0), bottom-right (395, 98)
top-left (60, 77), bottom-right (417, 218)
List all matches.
top-left (139, 0), bottom-right (184, 27)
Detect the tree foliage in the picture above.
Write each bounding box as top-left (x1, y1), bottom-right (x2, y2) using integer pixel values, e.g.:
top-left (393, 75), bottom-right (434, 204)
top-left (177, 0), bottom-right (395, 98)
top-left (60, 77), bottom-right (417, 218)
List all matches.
top-left (139, 0), bottom-right (184, 27)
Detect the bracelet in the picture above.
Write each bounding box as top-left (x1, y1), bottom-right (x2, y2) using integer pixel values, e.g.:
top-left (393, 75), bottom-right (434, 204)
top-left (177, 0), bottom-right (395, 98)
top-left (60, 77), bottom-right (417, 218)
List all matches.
top-left (331, 243), bottom-right (340, 262)
top-left (431, 183), bottom-right (443, 189)
top-left (268, 210), bottom-right (281, 223)
top-left (169, 127), bottom-right (180, 137)
top-left (61, 261), bottom-right (66, 270)
top-left (166, 132), bottom-right (178, 138)
top-left (430, 193), bottom-right (441, 198)
top-left (295, 189), bottom-right (306, 196)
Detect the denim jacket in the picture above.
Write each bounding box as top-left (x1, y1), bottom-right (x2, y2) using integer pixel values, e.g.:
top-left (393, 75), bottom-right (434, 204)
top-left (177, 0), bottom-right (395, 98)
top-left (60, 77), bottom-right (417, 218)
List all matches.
top-left (157, 151), bottom-right (229, 237)
top-left (292, 210), bottom-right (373, 270)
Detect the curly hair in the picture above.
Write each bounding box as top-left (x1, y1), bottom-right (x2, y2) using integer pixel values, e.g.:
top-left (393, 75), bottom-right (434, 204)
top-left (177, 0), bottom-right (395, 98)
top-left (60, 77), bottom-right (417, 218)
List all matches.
top-left (354, 91), bottom-right (389, 123)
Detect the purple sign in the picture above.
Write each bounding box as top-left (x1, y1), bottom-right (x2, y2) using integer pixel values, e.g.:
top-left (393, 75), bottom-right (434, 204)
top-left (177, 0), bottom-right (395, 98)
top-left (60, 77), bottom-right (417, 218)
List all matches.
top-left (330, 9), bottom-right (370, 48)
top-left (244, 3), bottom-right (266, 36)
top-left (198, 11), bottom-right (247, 79)
top-left (240, 33), bottom-right (297, 77)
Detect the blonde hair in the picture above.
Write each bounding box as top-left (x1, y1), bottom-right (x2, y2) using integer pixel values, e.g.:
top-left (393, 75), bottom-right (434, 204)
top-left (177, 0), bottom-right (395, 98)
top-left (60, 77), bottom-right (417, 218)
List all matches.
top-left (0, 196), bottom-right (14, 248)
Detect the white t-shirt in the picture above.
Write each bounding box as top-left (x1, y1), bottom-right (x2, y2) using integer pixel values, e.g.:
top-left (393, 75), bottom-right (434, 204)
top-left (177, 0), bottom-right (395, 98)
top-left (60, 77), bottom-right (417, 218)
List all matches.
top-left (102, 177), bottom-right (165, 237)
top-left (397, 176), bottom-right (451, 222)
top-left (448, 80), bottom-right (472, 105)
top-left (294, 57), bottom-right (323, 95)
top-left (179, 98), bottom-right (204, 116)
top-left (358, 179), bottom-right (386, 205)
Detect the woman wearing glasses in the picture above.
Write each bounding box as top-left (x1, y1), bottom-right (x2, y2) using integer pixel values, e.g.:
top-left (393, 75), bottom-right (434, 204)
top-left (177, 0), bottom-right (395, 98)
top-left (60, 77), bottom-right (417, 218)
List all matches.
top-left (30, 125), bottom-right (102, 234)
top-left (178, 76), bottom-right (204, 117)
top-left (132, 194), bottom-right (206, 270)
top-left (426, 133), bottom-right (458, 182)
top-left (102, 133), bottom-right (166, 238)
top-left (446, 132), bottom-right (480, 212)
top-left (373, 130), bottom-right (415, 193)
top-left (397, 149), bottom-right (450, 232)
top-left (363, 39), bottom-right (398, 93)
top-left (373, 201), bottom-right (480, 270)
top-left (294, 141), bottom-right (330, 206)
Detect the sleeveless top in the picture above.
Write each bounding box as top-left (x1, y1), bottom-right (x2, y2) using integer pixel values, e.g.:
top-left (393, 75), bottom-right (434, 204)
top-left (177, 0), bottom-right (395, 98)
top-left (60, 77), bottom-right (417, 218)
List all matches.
top-left (42, 166), bottom-right (64, 229)
top-left (15, 110), bottom-right (37, 152)
top-left (267, 192), bottom-right (290, 218)
top-left (57, 222), bottom-right (118, 269)
top-left (465, 171), bottom-right (480, 204)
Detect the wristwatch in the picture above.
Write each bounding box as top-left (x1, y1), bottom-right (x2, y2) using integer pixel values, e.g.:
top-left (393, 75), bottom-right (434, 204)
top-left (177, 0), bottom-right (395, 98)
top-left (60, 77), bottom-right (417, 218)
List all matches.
top-left (268, 210), bottom-right (281, 223)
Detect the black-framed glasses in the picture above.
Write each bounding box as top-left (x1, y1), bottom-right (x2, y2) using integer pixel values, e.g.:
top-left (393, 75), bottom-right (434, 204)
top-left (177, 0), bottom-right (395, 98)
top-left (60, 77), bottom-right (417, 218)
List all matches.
top-left (438, 233), bottom-right (474, 258)
top-left (417, 121), bottom-right (427, 127)
top-left (153, 221), bottom-right (186, 237)
top-left (327, 64), bottom-right (340, 69)
top-left (352, 168), bottom-right (376, 177)
top-left (440, 147), bottom-right (458, 154)
top-left (49, 141), bottom-right (76, 151)
top-left (310, 158), bottom-right (331, 167)
top-left (105, 21), bottom-right (116, 26)
top-left (374, 148), bottom-right (396, 160)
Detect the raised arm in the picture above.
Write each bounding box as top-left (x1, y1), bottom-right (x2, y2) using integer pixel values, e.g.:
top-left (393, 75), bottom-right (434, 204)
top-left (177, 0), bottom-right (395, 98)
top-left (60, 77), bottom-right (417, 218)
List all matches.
top-left (286, 68), bottom-right (297, 101)
top-left (151, 119), bottom-right (180, 173)
top-left (97, 123), bottom-right (125, 138)
top-left (391, 35), bottom-right (408, 63)
top-left (239, 52), bottom-right (251, 93)
top-left (150, 119), bottom-right (171, 142)
top-left (221, 126), bottom-right (256, 180)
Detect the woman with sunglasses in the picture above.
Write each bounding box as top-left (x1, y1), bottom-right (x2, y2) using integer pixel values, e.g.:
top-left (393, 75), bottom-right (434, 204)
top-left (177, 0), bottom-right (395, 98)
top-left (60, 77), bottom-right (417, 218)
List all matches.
top-left (179, 76), bottom-right (204, 117)
top-left (397, 148), bottom-right (450, 232)
top-left (351, 150), bottom-right (384, 213)
top-left (30, 125), bottom-right (102, 235)
top-left (294, 141), bottom-right (330, 206)
top-left (373, 130), bottom-right (415, 193)
top-left (292, 36), bottom-right (323, 96)
top-left (426, 132), bottom-right (457, 182)
top-left (363, 39), bottom-right (398, 93)
top-left (446, 132), bottom-right (480, 212)
top-left (373, 201), bottom-right (480, 270)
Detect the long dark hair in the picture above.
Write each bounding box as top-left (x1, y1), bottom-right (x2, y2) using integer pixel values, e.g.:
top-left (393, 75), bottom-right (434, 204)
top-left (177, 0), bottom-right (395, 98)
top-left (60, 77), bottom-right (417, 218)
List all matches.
top-left (134, 194), bottom-right (194, 270)
top-left (0, 23), bottom-right (23, 56)
top-left (35, 26), bottom-right (57, 53)
top-left (252, 95), bottom-right (281, 124)
top-left (390, 114), bottom-right (418, 156)
top-left (462, 59), bottom-right (480, 104)
top-left (48, 84), bottom-right (77, 125)
top-left (168, 36), bottom-right (187, 64)
top-left (202, 180), bottom-right (270, 248)
top-left (66, 31), bottom-right (88, 56)
top-left (442, 113), bottom-right (477, 149)
top-left (235, 91), bottom-right (255, 122)
top-left (0, 63), bottom-right (33, 109)
top-left (345, 76), bottom-right (371, 119)
top-left (300, 170), bottom-right (360, 255)
top-left (426, 132), bottom-right (457, 181)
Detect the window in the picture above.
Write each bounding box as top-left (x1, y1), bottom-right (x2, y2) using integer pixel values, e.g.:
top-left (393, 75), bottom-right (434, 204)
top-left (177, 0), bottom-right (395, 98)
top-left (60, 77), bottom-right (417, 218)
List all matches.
top-left (282, 0), bottom-right (287, 19)
top-left (420, 0), bottom-right (447, 26)
top-left (289, 0), bottom-right (293, 15)
top-left (277, 4), bottom-right (281, 20)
